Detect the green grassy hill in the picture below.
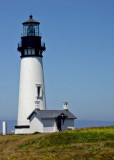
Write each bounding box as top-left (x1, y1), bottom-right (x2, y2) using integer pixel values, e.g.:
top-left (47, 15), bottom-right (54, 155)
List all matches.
top-left (0, 126), bottom-right (114, 160)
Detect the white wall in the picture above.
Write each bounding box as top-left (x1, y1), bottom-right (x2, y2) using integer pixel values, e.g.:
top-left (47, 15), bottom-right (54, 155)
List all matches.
top-left (17, 57), bottom-right (46, 126)
top-left (15, 128), bottom-right (30, 134)
top-left (30, 114), bottom-right (43, 133)
top-left (42, 119), bottom-right (55, 133)
top-left (61, 119), bottom-right (74, 131)
top-left (54, 119), bottom-right (58, 132)
top-left (43, 118), bottom-right (74, 133)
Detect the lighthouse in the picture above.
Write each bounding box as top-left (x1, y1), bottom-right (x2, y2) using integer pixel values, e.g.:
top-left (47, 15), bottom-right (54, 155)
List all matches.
top-left (15, 15), bottom-right (46, 134)
top-left (15, 15), bottom-right (76, 134)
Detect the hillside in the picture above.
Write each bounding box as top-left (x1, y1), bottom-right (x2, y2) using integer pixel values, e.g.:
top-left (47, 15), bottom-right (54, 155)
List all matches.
top-left (0, 126), bottom-right (114, 160)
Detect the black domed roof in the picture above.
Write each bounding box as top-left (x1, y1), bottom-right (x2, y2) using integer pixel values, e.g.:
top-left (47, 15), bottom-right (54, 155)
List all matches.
top-left (23, 15), bottom-right (40, 25)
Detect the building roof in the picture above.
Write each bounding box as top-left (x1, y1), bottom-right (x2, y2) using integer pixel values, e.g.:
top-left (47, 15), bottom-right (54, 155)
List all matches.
top-left (27, 109), bottom-right (77, 120)
top-left (23, 15), bottom-right (40, 25)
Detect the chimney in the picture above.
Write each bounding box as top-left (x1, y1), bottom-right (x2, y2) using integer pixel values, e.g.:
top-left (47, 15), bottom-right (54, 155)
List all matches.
top-left (63, 102), bottom-right (68, 110)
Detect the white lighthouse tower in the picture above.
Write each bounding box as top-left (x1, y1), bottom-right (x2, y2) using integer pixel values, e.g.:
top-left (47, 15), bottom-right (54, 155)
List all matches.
top-left (15, 15), bottom-right (46, 134)
top-left (15, 15), bottom-right (77, 134)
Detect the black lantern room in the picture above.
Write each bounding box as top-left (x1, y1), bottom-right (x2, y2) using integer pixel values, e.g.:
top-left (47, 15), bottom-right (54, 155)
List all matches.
top-left (17, 15), bottom-right (46, 57)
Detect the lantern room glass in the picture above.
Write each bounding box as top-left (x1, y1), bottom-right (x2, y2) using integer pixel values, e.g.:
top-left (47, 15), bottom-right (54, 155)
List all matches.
top-left (23, 23), bottom-right (39, 36)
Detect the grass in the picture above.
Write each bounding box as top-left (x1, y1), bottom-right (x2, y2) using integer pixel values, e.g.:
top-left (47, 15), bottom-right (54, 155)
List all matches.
top-left (0, 126), bottom-right (114, 160)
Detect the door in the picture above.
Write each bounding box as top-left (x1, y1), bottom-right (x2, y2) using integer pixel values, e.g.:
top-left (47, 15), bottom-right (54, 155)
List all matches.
top-left (56, 118), bottom-right (61, 131)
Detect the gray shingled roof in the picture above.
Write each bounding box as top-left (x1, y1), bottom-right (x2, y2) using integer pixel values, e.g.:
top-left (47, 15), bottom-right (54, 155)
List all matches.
top-left (27, 109), bottom-right (77, 119)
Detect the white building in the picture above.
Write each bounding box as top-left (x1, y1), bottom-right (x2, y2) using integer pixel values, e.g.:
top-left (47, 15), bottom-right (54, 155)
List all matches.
top-left (15, 107), bottom-right (76, 134)
top-left (15, 16), bottom-right (76, 134)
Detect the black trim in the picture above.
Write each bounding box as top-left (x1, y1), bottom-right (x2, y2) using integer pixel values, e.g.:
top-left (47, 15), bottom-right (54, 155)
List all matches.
top-left (15, 125), bottom-right (30, 129)
top-left (17, 36), bottom-right (46, 58)
top-left (20, 55), bottom-right (43, 58)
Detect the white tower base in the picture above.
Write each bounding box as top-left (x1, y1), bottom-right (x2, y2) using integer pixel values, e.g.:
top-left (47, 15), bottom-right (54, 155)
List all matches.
top-left (17, 57), bottom-right (46, 127)
top-left (15, 15), bottom-right (46, 134)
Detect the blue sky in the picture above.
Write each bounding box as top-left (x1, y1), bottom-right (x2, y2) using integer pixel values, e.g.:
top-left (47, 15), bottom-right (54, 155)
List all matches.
top-left (0, 0), bottom-right (114, 121)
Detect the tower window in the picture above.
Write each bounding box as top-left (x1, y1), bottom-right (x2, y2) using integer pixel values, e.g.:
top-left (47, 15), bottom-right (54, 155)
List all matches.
top-left (28, 49), bottom-right (31, 55)
top-left (38, 86), bottom-right (40, 97)
top-left (39, 51), bottom-right (42, 56)
top-left (24, 49), bottom-right (35, 56)
top-left (32, 49), bottom-right (35, 55)
top-left (23, 23), bottom-right (39, 37)
top-left (36, 84), bottom-right (42, 98)
top-left (35, 101), bottom-right (40, 109)
top-left (24, 49), bottom-right (27, 55)
top-left (27, 24), bottom-right (35, 36)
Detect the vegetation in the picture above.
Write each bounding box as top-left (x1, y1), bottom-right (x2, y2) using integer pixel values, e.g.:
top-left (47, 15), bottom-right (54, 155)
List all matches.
top-left (0, 126), bottom-right (114, 160)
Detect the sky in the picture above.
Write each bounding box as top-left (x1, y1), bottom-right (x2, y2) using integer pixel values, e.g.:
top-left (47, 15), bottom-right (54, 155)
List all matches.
top-left (0, 0), bottom-right (114, 121)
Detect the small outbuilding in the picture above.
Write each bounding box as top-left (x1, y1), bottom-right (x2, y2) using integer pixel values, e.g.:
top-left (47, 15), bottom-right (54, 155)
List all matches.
top-left (27, 108), bottom-right (77, 133)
